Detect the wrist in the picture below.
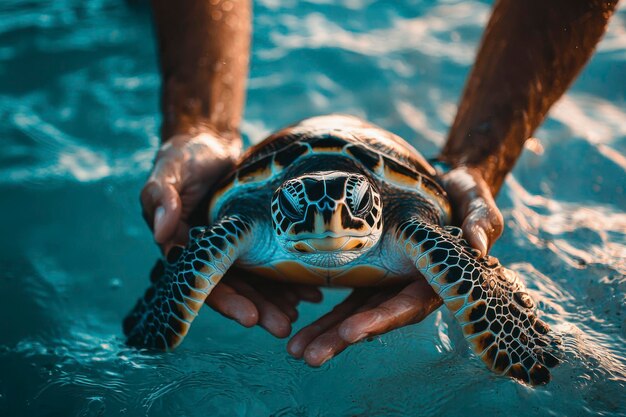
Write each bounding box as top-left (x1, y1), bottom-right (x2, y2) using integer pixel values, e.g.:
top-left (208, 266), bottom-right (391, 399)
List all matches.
top-left (159, 67), bottom-right (247, 144)
top-left (437, 133), bottom-right (513, 197)
top-left (162, 114), bottom-right (242, 142)
top-left (160, 129), bottom-right (243, 164)
top-left (431, 158), bottom-right (494, 200)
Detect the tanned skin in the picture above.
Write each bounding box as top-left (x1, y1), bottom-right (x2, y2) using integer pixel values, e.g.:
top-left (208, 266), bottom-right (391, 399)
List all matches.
top-left (140, 0), bottom-right (618, 367)
top-left (441, 0), bottom-right (619, 195)
top-left (152, 0), bottom-right (250, 140)
top-left (433, 0), bottom-right (618, 278)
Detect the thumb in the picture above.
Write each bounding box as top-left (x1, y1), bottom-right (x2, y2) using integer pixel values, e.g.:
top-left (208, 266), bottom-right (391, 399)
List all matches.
top-left (440, 167), bottom-right (503, 257)
top-left (141, 180), bottom-right (183, 246)
top-left (460, 196), bottom-right (503, 257)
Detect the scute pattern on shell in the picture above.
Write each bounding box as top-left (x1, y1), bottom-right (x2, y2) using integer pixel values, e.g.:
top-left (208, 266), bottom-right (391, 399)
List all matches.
top-left (241, 115), bottom-right (437, 176)
top-left (210, 117), bottom-right (449, 223)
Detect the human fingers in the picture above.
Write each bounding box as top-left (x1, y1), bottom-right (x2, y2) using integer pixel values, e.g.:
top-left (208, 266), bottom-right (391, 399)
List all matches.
top-left (338, 280), bottom-right (443, 344)
top-left (254, 284), bottom-right (300, 323)
top-left (205, 269), bottom-right (306, 329)
top-left (227, 278), bottom-right (293, 338)
top-left (301, 324), bottom-right (349, 367)
top-left (298, 290), bottom-right (397, 366)
top-left (140, 178), bottom-right (182, 247)
top-left (461, 194), bottom-right (503, 257)
top-left (204, 282), bottom-right (259, 328)
top-left (441, 167), bottom-right (503, 256)
top-left (290, 284), bottom-right (323, 303)
top-left (286, 289), bottom-right (377, 359)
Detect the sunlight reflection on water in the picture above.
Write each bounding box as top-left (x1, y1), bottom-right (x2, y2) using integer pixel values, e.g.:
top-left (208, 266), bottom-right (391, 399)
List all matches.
top-left (0, 0), bottom-right (625, 416)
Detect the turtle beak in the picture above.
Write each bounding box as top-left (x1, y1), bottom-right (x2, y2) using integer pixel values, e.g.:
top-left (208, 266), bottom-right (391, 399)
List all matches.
top-left (292, 236), bottom-right (368, 253)
top-left (303, 237), bottom-right (350, 252)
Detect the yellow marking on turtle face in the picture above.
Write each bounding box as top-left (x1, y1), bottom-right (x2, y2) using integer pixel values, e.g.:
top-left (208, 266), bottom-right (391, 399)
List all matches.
top-left (293, 242), bottom-right (313, 253)
top-left (306, 236), bottom-right (351, 251)
top-left (344, 239), bottom-right (365, 251)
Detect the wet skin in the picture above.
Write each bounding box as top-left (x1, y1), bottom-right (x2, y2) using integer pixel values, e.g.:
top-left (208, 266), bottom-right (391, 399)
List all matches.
top-left (140, 0), bottom-right (618, 366)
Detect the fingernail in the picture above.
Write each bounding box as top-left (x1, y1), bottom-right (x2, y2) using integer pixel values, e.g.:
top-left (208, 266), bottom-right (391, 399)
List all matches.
top-left (339, 326), bottom-right (367, 343)
top-left (475, 227), bottom-right (488, 257)
top-left (318, 355), bottom-right (332, 366)
top-left (154, 206), bottom-right (165, 235)
top-left (235, 312), bottom-right (256, 328)
top-left (287, 340), bottom-right (303, 357)
top-left (351, 332), bottom-right (368, 343)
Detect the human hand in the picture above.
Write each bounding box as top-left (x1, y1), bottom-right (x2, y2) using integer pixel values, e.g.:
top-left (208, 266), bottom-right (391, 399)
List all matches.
top-left (287, 279), bottom-right (442, 366)
top-left (437, 165), bottom-right (504, 257)
top-left (141, 131), bottom-right (242, 253)
top-left (205, 268), bottom-right (323, 338)
top-left (142, 133), bottom-right (324, 337)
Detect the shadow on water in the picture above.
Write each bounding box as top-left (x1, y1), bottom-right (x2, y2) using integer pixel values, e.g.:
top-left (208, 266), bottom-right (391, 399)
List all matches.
top-left (0, 0), bottom-right (625, 416)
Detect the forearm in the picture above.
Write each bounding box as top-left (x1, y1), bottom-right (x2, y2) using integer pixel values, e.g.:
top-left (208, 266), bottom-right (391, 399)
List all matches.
top-left (440, 0), bottom-right (618, 195)
top-left (151, 0), bottom-right (251, 141)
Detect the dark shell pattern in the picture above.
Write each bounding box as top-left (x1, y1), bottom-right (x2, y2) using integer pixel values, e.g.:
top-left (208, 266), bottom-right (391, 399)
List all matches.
top-left (209, 115), bottom-right (450, 222)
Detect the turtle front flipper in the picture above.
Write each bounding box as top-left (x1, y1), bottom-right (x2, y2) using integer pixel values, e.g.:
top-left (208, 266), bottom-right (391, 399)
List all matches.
top-left (397, 219), bottom-right (560, 386)
top-left (123, 216), bottom-right (252, 351)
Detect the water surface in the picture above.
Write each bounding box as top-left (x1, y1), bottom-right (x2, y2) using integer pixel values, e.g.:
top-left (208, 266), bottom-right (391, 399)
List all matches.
top-left (1, 1), bottom-right (625, 416)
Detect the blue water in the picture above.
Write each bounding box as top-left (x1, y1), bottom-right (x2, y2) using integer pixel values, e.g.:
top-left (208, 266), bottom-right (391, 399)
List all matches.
top-left (1, 1), bottom-right (625, 416)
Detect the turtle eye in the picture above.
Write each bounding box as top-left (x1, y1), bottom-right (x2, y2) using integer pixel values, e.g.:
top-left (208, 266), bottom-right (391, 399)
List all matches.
top-left (278, 183), bottom-right (304, 221)
top-left (347, 176), bottom-right (372, 217)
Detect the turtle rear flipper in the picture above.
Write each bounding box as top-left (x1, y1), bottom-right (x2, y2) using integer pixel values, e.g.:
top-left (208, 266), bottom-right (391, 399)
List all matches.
top-left (123, 216), bottom-right (252, 350)
top-left (397, 219), bottom-right (560, 386)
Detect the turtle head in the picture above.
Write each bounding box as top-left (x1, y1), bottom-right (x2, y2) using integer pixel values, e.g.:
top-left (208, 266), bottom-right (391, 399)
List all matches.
top-left (271, 171), bottom-right (383, 266)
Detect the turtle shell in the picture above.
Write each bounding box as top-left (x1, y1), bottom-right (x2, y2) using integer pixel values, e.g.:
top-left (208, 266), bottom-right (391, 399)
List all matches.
top-left (209, 115), bottom-right (450, 222)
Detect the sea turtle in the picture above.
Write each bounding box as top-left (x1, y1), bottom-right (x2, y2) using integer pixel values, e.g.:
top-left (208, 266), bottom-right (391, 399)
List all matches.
top-left (124, 115), bottom-right (559, 385)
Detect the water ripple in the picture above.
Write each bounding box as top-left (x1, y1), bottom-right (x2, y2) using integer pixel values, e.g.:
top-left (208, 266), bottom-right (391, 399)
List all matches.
top-left (1, 0), bottom-right (625, 416)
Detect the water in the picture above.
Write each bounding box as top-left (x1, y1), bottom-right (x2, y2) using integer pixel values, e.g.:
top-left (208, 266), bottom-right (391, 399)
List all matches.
top-left (1, 0), bottom-right (625, 416)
